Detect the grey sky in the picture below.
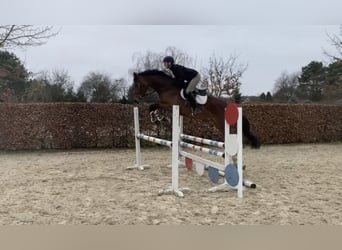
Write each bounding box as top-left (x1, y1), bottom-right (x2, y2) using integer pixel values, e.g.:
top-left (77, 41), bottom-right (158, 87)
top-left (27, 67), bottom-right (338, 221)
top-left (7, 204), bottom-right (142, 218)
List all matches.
top-left (2, 0), bottom-right (342, 24)
top-left (11, 25), bottom-right (340, 95)
top-left (2, 0), bottom-right (341, 95)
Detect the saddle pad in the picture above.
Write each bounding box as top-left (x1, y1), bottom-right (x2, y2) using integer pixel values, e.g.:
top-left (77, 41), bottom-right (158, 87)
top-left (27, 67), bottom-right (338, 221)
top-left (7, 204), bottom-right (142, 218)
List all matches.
top-left (180, 89), bottom-right (208, 105)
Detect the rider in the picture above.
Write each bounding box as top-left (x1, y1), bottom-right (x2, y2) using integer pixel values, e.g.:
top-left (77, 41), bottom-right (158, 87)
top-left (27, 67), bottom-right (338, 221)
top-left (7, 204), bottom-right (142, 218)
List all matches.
top-left (162, 56), bottom-right (201, 115)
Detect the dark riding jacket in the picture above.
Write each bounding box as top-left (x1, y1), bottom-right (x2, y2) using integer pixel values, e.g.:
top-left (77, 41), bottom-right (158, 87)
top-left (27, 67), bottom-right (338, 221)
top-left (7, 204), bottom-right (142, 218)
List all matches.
top-left (170, 64), bottom-right (198, 88)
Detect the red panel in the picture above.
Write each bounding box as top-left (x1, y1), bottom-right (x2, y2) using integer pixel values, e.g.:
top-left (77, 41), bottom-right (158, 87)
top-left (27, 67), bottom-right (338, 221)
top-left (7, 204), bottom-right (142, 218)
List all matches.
top-left (225, 104), bottom-right (239, 125)
top-left (185, 157), bottom-right (193, 171)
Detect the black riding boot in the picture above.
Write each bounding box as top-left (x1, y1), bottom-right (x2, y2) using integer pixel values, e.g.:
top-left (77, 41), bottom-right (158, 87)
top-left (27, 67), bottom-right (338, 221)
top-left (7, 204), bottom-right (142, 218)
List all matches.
top-left (186, 91), bottom-right (201, 115)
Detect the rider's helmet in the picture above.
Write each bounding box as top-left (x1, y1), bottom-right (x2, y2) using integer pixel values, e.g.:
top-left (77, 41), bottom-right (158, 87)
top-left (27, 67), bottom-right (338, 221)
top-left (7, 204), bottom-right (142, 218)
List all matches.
top-left (162, 56), bottom-right (175, 64)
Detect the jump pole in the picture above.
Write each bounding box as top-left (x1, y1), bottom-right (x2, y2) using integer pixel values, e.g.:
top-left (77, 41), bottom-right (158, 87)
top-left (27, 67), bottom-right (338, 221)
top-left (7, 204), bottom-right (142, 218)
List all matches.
top-left (128, 105), bottom-right (254, 198)
top-left (127, 105), bottom-right (189, 197)
top-left (158, 105), bottom-right (190, 197)
top-left (179, 106), bottom-right (246, 198)
top-left (127, 107), bottom-right (151, 170)
top-left (206, 107), bottom-right (243, 198)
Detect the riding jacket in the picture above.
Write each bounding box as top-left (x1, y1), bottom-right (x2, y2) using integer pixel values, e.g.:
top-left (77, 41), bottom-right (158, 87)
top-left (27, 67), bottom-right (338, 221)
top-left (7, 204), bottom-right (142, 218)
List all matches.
top-left (169, 64), bottom-right (199, 89)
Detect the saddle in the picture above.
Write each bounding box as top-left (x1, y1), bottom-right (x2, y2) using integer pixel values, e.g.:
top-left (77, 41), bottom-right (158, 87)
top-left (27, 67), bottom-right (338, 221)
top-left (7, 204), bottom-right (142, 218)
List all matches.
top-left (180, 87), bottom-right (208, 105)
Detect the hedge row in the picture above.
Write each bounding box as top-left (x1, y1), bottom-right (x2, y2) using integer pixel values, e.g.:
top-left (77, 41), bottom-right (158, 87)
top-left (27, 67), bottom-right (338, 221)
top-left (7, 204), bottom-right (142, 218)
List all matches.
top-left (0, 103), bottom-right (341, 150)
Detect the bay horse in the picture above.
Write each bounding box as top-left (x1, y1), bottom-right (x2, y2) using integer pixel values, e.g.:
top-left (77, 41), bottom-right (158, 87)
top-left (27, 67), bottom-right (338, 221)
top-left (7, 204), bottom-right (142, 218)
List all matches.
top-left (133, 70), bottom-right (260, 149)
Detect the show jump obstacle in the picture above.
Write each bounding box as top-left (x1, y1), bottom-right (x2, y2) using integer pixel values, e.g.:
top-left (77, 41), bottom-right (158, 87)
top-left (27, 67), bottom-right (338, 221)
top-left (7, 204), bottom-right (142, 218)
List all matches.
top-left (127, 104), bottom-right (256, 198)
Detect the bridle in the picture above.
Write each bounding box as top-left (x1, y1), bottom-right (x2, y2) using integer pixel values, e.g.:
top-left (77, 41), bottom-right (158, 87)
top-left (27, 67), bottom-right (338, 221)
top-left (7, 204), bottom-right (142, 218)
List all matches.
top-left (134, 78), bottom-right (156, 100)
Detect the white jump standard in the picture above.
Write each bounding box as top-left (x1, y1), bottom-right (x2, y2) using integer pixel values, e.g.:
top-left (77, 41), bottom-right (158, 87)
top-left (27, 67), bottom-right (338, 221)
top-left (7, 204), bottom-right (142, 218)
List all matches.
top-left (158, 106), bottom-right (190, 197)
top-left (128, 104), bottom-right (255, 198)
top-left (127, 106), bottom-right (190, 197)
top-left (178, 104), bottom-right (245, 198)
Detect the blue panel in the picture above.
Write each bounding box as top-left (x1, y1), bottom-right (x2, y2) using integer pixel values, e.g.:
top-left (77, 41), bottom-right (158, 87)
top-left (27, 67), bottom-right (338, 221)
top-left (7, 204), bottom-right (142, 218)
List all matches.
top-left (225, 164), bottom-right (239, 187)
top-left (208, 166), bottom-right (220, 183)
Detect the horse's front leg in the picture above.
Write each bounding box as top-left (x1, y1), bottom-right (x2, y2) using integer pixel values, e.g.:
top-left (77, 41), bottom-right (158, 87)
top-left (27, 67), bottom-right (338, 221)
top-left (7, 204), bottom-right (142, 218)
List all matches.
top-left (148, 103), bottom-right (160, 113)
top-left (148, 103), bottom-right (166, 123)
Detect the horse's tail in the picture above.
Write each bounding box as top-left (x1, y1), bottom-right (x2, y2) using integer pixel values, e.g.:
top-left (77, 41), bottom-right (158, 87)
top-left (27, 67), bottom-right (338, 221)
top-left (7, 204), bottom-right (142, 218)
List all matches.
top-left (242, 115), bottom-right (261, 149)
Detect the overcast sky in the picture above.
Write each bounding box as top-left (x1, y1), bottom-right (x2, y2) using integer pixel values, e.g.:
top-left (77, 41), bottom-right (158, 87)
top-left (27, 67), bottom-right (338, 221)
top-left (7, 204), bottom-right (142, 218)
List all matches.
top-left (10, 25), bottom-right (340, 95)
top-left (2, 0), bottom-right (341, 95)
top-left (2, 0), bottom-right (342, 25)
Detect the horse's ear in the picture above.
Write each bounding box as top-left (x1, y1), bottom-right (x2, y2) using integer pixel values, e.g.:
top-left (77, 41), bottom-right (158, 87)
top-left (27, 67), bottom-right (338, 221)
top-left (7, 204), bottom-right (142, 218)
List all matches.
top-left (133, 72), bottom-right (138, 79)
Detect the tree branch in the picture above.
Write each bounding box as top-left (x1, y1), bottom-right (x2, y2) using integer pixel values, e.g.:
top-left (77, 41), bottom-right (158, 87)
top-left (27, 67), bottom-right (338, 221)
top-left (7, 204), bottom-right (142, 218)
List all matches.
top-left (0, 25), bottom-right (58, 49)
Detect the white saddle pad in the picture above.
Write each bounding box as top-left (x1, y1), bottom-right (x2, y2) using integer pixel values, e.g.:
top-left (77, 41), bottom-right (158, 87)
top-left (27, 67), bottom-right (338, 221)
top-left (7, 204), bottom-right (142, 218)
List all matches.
top-left (180, 89), bottom-right (208, 105)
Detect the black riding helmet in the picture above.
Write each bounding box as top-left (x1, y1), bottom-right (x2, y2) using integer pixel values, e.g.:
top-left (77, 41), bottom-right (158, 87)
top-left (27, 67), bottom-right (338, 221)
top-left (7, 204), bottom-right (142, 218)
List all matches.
top-left (162, 56), bottom-right (175, 64)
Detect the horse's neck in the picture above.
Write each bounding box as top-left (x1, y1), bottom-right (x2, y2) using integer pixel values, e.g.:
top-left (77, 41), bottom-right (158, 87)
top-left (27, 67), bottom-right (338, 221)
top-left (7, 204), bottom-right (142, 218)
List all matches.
top-left (147, 77), bottom-right (175, 95)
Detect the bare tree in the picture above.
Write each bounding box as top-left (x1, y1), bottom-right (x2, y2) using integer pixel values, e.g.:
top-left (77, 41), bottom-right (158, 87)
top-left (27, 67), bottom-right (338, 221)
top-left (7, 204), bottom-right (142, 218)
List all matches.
top-left (49, 69), bottom-right (75, 102)
top-left (272, 71), bottom-right (300, 102)
top-left (164, 46), bottom-right (194, 66)
top-left (25, 79), bottom-right (51, 102)
top-left (50, 69), bottom-right (73, 88)
top-left (113, 78), bottom-right (128, 98)
top-left (324, 25), bottom-right (342, 62)
top-left (78, 72), bottom-right (126, 103)
top-left (0, 25), bottom-right (58, 49)
top-left (131, 50), bottom-right (162, 72)
top-left (131, 46), bottom-right (194, 73)
top-left (202, 53), bottom-right (247, 97)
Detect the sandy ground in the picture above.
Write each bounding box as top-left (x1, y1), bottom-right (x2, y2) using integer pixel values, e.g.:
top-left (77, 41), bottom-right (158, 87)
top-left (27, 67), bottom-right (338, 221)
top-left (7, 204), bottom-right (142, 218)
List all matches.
top-left (0, 143), bottom-right (341, 225)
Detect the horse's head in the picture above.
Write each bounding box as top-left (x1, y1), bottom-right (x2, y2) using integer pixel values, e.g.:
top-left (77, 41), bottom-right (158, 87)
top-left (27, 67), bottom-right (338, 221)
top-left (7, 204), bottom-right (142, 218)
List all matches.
top-left (133, 72), bottom-right (150, 103)
top-left (133, 70), bottom-right (174, 103)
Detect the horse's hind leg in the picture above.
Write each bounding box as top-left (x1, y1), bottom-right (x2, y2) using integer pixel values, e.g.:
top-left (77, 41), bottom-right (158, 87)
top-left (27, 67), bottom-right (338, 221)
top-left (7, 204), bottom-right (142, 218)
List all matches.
top-left (212, 113), bottom-right (225, 136)
top-left (242, 115), bottom-right (261, 149)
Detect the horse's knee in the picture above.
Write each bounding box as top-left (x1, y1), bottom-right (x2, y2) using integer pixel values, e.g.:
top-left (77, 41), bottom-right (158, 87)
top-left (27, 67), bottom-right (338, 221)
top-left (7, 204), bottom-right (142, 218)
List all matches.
top-left (149, 103), bottom-right (160, 112)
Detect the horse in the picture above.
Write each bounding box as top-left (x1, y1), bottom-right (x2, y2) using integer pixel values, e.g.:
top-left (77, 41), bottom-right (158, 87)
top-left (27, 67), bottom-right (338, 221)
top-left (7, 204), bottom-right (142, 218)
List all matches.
top-left (133, 70), bottom-right (261, 149)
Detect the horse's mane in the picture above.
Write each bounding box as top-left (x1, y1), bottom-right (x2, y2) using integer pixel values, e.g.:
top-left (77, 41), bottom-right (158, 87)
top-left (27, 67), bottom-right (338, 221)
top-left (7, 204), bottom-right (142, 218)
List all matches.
top-left (138, 69), bottom-right (174, 79)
